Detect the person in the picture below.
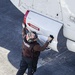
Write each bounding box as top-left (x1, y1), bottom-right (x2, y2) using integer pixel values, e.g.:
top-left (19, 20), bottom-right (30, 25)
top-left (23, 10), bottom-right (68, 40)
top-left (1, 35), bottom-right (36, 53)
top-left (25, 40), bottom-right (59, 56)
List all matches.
top-left (16, 23), bottom-right (54, 75)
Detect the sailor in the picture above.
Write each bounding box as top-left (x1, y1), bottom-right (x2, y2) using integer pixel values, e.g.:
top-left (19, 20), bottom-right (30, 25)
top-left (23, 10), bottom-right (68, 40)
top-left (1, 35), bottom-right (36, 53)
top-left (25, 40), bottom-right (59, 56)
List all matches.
top-left (16, 24), bottom-right (54, 75)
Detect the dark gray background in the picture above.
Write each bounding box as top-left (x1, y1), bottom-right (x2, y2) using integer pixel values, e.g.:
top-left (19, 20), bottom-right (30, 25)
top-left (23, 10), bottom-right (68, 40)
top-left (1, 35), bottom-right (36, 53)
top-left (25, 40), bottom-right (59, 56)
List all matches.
top-left (0, 0), bottom-right (75, 75)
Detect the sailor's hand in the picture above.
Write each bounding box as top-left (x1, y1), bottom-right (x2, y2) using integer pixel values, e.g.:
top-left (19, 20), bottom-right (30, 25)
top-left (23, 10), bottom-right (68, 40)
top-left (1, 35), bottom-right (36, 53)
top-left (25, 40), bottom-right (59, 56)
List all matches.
top-left (22, 28), bottom-right (26, 38)
top-left (22, 23), bottom-right (25, 28)
top-left (47, 35), bottom-right (54, 43)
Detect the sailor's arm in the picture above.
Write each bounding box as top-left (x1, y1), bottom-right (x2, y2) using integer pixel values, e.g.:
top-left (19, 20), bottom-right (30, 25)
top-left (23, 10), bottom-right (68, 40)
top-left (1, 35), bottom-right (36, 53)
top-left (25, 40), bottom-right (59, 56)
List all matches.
top-left (22, 23), bottom-right (26, 38)
top-left (34, 35), bottom-right (54, 51)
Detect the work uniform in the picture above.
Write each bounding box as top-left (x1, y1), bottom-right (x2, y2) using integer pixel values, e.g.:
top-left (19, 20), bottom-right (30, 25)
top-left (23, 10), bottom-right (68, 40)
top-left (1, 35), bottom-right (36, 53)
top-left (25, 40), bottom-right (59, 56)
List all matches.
top-left (16, 28), bottom-right (49, 75)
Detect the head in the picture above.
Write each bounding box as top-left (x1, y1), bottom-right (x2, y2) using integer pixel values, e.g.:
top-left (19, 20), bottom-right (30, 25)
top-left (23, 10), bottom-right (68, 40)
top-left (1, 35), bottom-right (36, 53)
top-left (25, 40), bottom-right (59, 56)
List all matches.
top-left (26, 31), bottom-right (38, 43)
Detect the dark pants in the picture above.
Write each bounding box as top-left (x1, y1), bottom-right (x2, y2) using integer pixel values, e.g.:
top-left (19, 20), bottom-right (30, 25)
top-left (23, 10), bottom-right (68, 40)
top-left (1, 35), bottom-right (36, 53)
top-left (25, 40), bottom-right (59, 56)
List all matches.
top-left (32, 57), bottom-right (38, 73)
top-left (16, 56), bottom-right (38, 75)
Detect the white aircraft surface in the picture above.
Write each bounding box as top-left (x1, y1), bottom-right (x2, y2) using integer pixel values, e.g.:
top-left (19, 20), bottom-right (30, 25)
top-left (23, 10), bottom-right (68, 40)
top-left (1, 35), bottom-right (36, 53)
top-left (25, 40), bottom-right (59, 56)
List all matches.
top-left (10, 0), bottom-right (75, 52)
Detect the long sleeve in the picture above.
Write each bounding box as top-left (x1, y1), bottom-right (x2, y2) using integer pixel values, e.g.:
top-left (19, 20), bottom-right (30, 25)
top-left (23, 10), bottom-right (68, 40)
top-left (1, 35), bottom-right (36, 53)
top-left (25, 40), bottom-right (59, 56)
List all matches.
top-left (33, 41), bottom-right (49, 51)
top-left (22, 28), bottom-right (26, 38)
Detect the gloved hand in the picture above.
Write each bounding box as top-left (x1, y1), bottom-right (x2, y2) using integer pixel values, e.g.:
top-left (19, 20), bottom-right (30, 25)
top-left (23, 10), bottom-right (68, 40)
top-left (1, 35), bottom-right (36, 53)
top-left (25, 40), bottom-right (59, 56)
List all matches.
top-left (22, 23), bottom-right (25, 28)
top-left (47, 35), bottom-right (54, 43)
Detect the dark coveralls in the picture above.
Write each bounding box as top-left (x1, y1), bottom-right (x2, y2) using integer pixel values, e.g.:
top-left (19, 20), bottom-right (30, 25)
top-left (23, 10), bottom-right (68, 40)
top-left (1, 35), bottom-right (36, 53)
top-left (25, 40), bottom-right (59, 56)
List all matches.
top-left (16, 28), bottom-right (49, 75)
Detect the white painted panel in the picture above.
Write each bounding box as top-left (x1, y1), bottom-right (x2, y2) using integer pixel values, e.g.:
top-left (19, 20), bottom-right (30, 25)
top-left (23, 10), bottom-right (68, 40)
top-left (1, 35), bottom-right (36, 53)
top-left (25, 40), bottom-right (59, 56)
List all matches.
top-left (10, 0), bottom-right (28, 14)
top-left (26, 11), bottom-right (63, 51)
top-left (10, 0), bottom-right (19, 6)
top-left (32, 0), bottom-right (62, 22)
top-left (10, 0), bottom-right (63, 22)
top-left (61, 0), bottom-right (75, 14)
top-left (67, 39), bottom-right (75, 52)
top-left (63, 26), bottom-right (75, 41)
top-left (60, 0), bottom-right (75, 41)
top-left (21, 0), bottom-right (33, 7)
